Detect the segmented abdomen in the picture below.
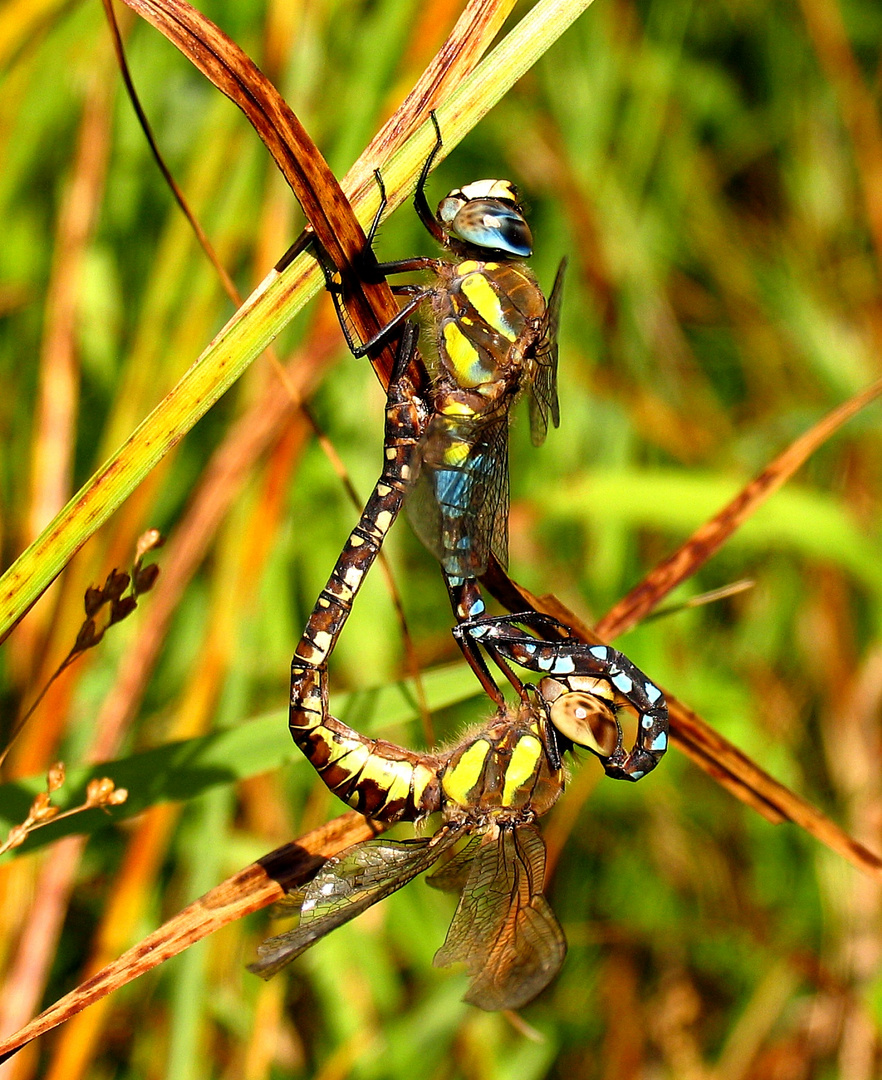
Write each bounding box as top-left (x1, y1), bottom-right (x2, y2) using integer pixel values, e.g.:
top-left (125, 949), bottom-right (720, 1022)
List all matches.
top-left (289, 370), bottom-right (440, 823)
top-left (290, 665), bottom-right (442, 822)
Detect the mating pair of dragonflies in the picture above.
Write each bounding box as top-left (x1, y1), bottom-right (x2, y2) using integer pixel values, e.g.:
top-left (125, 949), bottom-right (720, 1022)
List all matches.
top-left (250, 115), bottom-right (668, 1010)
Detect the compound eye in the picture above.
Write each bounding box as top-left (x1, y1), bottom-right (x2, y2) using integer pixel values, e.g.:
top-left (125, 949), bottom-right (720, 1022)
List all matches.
top-left (450, 200), bottom-right (533, 256)
top-left (549, 692), bottom-right (620, 758)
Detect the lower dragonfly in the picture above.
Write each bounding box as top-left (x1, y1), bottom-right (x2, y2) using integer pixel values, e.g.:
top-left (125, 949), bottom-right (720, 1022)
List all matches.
top-left (318, 113), bottom-right (565, 703)
top-left (250, 328), bottom-right (668, 1008)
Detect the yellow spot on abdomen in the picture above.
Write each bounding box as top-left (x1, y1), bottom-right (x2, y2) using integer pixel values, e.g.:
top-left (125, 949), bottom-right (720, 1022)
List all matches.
top-left (322, 733), bottom-right (366, 765)
top-left (411, 763), bottom-right (435, 807)
top-left (335, 742), bottom-right (370, 776)
top-left (372, 760), bottom-right (412, 806)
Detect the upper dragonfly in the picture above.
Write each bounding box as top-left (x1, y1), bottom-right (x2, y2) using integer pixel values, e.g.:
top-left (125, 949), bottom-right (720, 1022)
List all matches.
top-left (322, 114), bottom-right (566, 647)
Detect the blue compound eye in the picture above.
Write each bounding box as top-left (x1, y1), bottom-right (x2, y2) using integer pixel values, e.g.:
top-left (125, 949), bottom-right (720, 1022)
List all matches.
top-left (449, 199), bottom-right (533, 257)
top-left (549, 692), bottom-right (620, 758)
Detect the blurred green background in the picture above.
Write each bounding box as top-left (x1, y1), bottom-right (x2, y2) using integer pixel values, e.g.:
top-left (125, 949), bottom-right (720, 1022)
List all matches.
top-left (1, 0), bottom-right (882, 1076)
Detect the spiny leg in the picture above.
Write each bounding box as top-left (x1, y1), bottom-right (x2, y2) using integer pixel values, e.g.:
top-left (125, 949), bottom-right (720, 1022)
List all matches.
top-left (456, 612), bottom-right (669, 781)
top-left (289, 324), bottom-right (440, 821)
top-left (313, 112), bottom-right (447, 360)
top-left (314, 221), bottom-right (438, 360)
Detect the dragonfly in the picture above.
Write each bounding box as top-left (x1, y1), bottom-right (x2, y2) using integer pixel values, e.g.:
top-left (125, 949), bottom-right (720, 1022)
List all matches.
top-left (260, 327), bottom-right (668, 1007)
top-left (258, 608), bottom-right (667, 1009)
top-left (318, 113), bottom-right (566, 690)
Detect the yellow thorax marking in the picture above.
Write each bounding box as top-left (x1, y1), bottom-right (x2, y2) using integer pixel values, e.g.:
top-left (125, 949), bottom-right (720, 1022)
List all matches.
top-left (438, 399), bottom-right (476, 417)
top-left (442, 322), bottom-right (482, 385)
top-left (442, 740), bottom-right (489, 805)
top-left (441, 441), bottom-right (470, 467)
top-left (502, 734), bottom-right (542, 806)
top-left (460, 273), bottom-right (517, 342)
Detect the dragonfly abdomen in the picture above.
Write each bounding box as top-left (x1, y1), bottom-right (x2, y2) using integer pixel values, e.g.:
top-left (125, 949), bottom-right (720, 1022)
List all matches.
top-left (296, 390), bottom-right (423, 671)
top-left (289, 668), bottom-right (442, 822)
top-left (316, 729), bottom-right (442, 822)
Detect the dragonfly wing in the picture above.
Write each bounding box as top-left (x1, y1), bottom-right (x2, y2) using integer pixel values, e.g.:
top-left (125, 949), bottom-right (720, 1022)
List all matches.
top-left (404, 444), bottom-right (445, 565)
top-left (432, 824), bottom-right (567, 1011)
top-left (426, 835), bottom-right (483, 893)
top-left (476, 416), bottom-right (510, 572)
top-left (249, 827), bottom-right (463, 979)
top-left (528, 257), bottom-right (566, 446)
top-left (406, 414), bottom-right (509, 577)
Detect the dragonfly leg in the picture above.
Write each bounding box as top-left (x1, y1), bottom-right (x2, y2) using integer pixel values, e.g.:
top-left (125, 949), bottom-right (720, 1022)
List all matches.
top-left (311, 228), bottom-right (436, 359)
top-left (445, 577), bottom-right (523, 708)
top-left (315, 111), bottom-right (451, 358)
top-left (413, 110), bottom-right (446, 245)
top-left (457, 612), bottom-right (668, 781)
top-left (289, 324), bottom-right (441, 821)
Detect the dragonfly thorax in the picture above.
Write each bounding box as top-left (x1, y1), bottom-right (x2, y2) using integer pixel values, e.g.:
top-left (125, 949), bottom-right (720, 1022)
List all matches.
top-left (438, 703), bottom-right (563, 821)
top-left (437, 180), bottom-right (533, 258)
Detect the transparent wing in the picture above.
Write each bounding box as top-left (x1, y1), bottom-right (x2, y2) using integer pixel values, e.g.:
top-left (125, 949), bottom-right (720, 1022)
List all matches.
top-left (406, 413), bottom-right (510, 577)
top-left (475, 415), bottom-right (510, 571)
top-left (431, 824), bottom-right (567, 1011)
top-left (425, 835), bottom-right (484, 894)
top-left (249, 826), bottom-right (463, 979)
top-left (528, 257), bottom-right (566, 447)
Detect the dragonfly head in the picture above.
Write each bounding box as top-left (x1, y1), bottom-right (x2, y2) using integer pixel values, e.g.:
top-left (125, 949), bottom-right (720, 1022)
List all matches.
top-left (539, 676), bottom-right (621, 759)
top-left (436, 179), bottom-right (533, 258)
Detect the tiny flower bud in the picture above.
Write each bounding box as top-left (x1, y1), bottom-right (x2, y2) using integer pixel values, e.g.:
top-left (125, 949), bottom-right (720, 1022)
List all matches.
top-left (84, 586), bottom-right (104, 617)
top-left (6, 824), bottom-right (29, 849)
top-left (105, 570), bottom-right (130, 602)
top-left (86, 778), bottom-right (116, 806)
top-left (135, 529), bottom-right (163, 562)
top-left (47, 762), bottom-right (66, 792)
top-left (109, 597), bottom-right (137, 625)
top-left (133, 563), bottom-right (160, 595)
